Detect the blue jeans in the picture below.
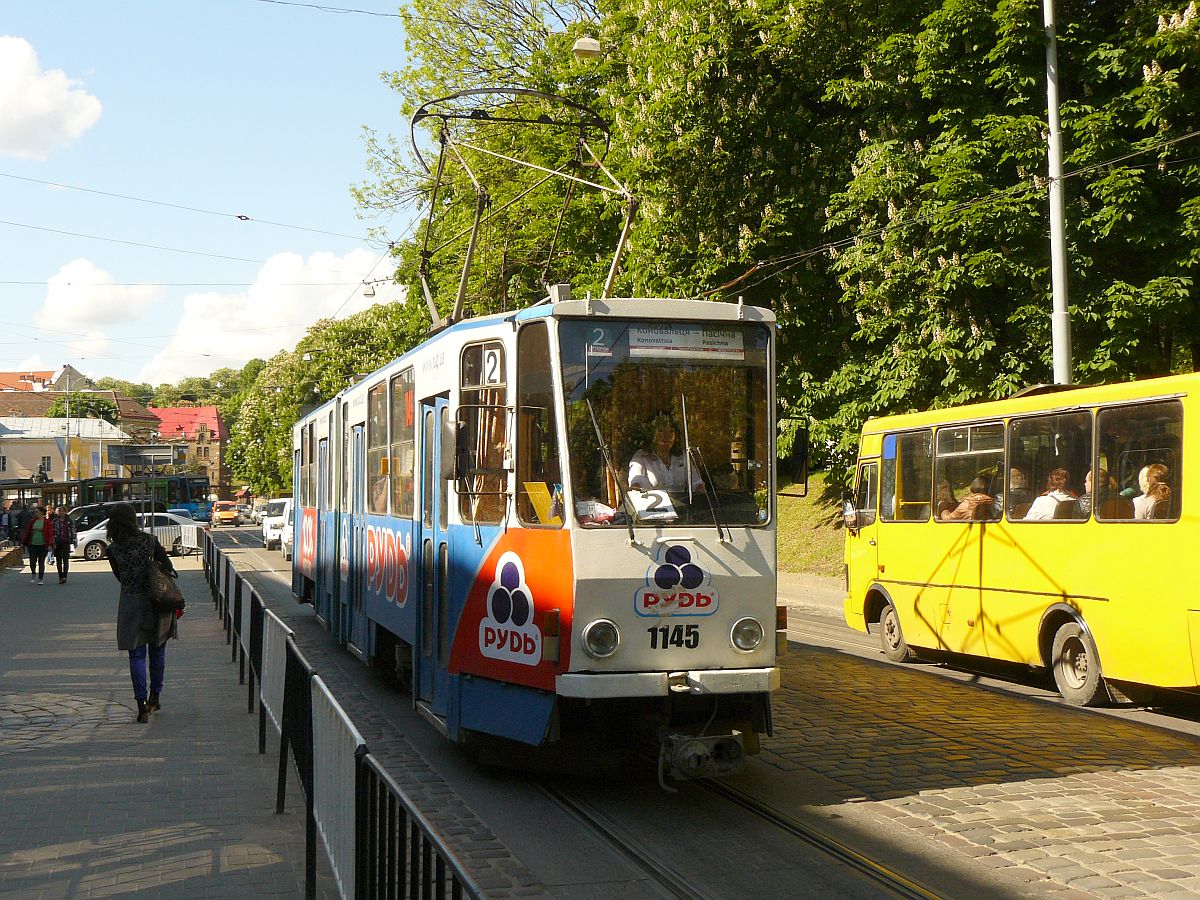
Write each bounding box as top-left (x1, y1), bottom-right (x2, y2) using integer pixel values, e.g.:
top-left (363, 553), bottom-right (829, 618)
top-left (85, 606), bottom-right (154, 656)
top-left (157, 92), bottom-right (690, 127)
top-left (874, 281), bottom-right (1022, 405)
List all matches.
top-left (128, 643), bottom-right (166, 701)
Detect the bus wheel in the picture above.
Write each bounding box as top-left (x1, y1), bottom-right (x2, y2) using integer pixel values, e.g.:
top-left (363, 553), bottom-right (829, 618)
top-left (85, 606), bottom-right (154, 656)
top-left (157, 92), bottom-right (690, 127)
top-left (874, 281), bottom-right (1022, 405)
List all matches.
top-left (1051, 622), bottom-right (1107, 706)
top-left (880, 602), bottom-right (916, 663)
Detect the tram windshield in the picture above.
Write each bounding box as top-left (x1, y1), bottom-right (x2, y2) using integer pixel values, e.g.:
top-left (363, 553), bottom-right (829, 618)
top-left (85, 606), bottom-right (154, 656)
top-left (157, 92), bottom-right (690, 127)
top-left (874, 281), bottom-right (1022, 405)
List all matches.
top-left (559, 319), bottom-right (771, 528)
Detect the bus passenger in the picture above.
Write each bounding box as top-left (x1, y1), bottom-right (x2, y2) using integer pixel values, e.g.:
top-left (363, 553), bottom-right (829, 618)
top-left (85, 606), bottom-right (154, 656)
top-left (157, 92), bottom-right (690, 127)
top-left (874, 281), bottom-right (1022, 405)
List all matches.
top-left (935, 481), bottom-right (957, 517)
top-left (1024, 468), bottom-right (1078, 520)
top-left (1008, 468), bottom-right (1034, 507)
top-left (1077, 468), bottom-right (1111, 517)
top-left (940, 475), bottom-right (994, 521)
top-left (627, 412), bottom-right (705, 495)
top-left (1133, 464), bottom-right (1170, 519)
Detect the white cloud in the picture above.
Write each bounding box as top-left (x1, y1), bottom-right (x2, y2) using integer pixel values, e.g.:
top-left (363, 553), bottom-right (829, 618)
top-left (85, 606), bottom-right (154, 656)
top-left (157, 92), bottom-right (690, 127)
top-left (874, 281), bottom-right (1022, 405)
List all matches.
top-left (138, 248), bottom-right (405, 384)
top-left (35, 259), bottom-right (162, 332)
top-left (0, 37), bottom-right (102, 159)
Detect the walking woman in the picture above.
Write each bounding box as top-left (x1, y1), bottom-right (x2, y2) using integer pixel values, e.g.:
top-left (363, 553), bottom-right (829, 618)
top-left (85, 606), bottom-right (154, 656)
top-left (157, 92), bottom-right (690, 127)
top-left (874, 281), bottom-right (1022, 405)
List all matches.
top-left (107, 503), bottom-right (178, 723)
top-left (52, 507), bottom-right (75, 584)
top-left (20, 505), bottom-right (52, 585)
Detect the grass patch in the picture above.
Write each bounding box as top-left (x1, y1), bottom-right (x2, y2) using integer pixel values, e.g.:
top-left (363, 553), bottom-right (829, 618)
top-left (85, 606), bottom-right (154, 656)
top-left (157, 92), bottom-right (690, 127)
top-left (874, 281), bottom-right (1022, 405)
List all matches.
top-left (777, 471), bottom-right (845, 576)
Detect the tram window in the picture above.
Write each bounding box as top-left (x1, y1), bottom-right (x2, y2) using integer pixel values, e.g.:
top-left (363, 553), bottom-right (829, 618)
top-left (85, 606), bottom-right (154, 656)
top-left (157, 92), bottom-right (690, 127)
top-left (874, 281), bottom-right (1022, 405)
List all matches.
top-left (1007, 412), bottom-right (1090, 521)
top-left (300, 425), bottom-right (309, 507)
top-left (341, 402), bottom-right (350, 512)
top-left (934, 422), bottom-right (1003, 522)
top-left (880, 430), bottom-right (932, 522)
top-left (390, 369), bottom-right (416, 518)
top-left (306, 422), bottom-right (316, 510)
top-left (516, 323), bottom-right (563, 527)
top-left (1096, 401), bottom-right (1182, 522)
top-left (459, 341), bottom-right (507, 525)
top-left (367, 382), bottom-right (388, 515)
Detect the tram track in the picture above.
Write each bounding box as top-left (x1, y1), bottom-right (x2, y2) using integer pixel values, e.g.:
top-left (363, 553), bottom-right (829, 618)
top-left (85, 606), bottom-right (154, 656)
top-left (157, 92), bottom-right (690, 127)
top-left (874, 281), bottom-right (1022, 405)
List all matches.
top-left (701, 779), bottom-right (942, 900)
top-left (537, 782), bottom-right (719, 900)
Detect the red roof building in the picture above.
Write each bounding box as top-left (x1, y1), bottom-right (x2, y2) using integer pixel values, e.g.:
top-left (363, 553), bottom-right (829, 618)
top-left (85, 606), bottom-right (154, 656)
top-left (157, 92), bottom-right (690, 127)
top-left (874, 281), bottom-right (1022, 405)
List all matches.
top-left (147, 406), bottom-right (230, 499)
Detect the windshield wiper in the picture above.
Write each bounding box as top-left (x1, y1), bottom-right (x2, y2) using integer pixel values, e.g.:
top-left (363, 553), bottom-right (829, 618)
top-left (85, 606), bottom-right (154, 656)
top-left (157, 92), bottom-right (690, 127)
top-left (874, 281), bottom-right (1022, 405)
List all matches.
top-left (679, 393), bottom-right (728, 542)
top-left (586, 398), bottom-right (637, 543)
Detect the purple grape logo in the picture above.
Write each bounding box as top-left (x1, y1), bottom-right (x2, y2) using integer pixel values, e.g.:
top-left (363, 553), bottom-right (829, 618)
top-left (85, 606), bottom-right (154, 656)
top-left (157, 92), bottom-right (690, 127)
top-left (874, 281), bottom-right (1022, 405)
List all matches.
top-left (635, 545), bottom-right (719, 617)
top-left (480, 552), bottom-right (540, 665)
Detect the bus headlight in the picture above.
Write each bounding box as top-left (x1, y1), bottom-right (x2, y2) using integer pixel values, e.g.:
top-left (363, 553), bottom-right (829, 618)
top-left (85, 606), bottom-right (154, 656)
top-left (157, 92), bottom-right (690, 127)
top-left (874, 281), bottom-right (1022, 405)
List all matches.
top-left (582, 619), bottom-right (620, 658)
top-left (730, 617), bottom-right (764, 652)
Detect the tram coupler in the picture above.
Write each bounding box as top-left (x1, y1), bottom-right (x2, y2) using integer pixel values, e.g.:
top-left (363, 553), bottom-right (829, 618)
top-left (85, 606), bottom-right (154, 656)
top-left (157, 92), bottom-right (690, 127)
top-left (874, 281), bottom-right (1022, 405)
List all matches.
top-left (661, 731), bottom-right (744, 780)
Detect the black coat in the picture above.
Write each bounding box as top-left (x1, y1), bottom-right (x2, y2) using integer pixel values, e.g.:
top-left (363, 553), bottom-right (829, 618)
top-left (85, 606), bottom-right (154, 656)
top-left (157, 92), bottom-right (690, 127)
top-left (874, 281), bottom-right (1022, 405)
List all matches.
top-left (109, 533), bottom-right (178, 650)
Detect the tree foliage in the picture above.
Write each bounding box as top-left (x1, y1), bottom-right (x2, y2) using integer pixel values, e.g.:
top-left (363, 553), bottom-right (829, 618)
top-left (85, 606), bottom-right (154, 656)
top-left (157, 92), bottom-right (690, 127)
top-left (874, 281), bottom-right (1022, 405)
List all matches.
top-left (352, 0), bottom-right (1200, 483)
top-left (44, 393), bottom-right (119, 425)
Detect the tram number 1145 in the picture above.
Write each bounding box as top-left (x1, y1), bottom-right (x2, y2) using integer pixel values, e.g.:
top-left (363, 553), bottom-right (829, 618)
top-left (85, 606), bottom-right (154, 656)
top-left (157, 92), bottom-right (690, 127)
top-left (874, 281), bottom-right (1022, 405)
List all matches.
top-left (647, 624), bottom-right (700, 650)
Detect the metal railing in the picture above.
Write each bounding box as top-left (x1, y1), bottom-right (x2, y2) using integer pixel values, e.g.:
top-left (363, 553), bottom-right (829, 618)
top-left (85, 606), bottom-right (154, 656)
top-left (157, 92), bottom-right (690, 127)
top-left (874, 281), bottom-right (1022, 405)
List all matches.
top-left (198, 530), bottom-right (480, 900)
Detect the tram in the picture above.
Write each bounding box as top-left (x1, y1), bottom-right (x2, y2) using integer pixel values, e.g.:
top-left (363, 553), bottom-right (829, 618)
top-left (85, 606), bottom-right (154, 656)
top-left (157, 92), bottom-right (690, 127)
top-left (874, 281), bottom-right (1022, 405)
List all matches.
top-left (290, 293), bottom-right (787, 779)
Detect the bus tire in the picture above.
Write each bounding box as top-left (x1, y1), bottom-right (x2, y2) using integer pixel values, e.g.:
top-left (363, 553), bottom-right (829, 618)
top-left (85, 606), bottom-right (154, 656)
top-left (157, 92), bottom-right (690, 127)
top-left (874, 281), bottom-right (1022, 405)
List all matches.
top-left (1051, 621), bottom-right (1107, 707)
top-left (880, 601), bottom-right (916, 663)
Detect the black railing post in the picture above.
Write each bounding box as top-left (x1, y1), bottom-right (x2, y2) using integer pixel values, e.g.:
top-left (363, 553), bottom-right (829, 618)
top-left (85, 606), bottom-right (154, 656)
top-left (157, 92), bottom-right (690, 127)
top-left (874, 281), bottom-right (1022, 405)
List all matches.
top-left (249, 591), bottom-right (263, 715)
top-left (233, 576), bottom-right (243, 670)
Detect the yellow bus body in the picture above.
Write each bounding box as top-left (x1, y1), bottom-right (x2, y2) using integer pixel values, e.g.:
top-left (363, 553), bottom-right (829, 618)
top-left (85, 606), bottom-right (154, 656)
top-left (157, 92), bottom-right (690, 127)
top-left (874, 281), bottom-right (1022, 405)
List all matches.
top-left (844, 372), bottom-right (1196, 697)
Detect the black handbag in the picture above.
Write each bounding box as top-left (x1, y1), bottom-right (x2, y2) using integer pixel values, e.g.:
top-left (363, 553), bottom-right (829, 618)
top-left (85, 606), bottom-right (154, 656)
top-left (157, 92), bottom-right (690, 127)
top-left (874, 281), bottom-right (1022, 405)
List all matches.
top-left (146, 555), bottom-right (185, 613)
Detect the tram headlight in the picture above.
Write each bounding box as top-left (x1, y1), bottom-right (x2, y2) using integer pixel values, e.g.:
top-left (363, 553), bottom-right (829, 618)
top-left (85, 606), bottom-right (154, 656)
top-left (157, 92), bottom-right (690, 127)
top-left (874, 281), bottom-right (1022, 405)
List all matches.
top-left (582, 619), bottom-right (620, 658)
top-left (730, 617), bottom-right (765, 652)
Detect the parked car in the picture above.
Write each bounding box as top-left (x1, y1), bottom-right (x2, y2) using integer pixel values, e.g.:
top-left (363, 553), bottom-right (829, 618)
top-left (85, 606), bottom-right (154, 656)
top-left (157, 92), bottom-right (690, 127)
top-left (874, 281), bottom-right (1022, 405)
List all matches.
top-left (261, 498), bottom-right (292, 550)
top-left (281, 517), bottom-right (294, 561)
top-left (73, 512), bottom-right (197, 560)
top-left (212, 500), bottom-right (241, 527)
top-left (70, 501), bottom-right (167, 533)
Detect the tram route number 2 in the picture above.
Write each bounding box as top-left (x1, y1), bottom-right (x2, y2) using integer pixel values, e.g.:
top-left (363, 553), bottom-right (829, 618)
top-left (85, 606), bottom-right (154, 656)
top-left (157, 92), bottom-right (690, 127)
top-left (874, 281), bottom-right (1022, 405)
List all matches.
top-left (647, 623), bottom-right (700, 650)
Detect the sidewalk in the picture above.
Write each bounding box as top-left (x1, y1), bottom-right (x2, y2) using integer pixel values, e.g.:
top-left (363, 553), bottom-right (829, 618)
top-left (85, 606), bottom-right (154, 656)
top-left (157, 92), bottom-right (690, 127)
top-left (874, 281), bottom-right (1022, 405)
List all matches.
top-left (777, 569), bottom-right (843, 618)
top-left (0, 555), bottom-right (328, 898)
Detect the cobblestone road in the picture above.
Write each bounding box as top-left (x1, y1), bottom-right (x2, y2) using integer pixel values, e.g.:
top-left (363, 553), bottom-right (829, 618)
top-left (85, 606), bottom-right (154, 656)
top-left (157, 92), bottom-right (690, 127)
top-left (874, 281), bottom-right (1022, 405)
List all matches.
top-left (766, 644), bottom-right (1200, 897)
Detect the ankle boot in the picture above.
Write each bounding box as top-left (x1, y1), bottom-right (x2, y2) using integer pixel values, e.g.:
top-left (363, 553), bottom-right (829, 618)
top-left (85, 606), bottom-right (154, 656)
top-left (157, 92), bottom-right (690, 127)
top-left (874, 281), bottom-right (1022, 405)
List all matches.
top-left (147, 692), bottom-right (161, 712)
top-left (136, 700), bottom-right (150, 723)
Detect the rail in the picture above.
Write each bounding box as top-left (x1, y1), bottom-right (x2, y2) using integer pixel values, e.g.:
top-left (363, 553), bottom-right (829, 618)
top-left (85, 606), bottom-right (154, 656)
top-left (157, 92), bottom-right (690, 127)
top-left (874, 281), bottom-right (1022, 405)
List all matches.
top-left (197, 529), bottom-right (480, 899)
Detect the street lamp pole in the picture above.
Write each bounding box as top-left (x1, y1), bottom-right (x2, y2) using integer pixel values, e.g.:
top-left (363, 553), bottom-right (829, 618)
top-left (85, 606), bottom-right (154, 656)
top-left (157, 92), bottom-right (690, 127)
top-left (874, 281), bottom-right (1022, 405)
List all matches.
top-left (1044, 0), bottom-right (1072, 385)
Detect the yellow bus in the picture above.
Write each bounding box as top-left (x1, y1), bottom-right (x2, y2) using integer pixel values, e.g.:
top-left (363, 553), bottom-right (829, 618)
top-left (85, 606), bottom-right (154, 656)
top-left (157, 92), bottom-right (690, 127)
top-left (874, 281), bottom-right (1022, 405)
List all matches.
top-left (843, 372), bottom-right (1190, 706)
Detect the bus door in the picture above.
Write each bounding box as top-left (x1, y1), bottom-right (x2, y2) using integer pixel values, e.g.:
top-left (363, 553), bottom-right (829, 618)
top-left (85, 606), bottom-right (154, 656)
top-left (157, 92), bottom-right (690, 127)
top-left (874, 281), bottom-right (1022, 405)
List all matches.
top-left (846, 460), bottom-right (880, 599)
top-left (415, 395), bottom-right (451, 717)
top-left (347, 424), bottom-right (369, 652)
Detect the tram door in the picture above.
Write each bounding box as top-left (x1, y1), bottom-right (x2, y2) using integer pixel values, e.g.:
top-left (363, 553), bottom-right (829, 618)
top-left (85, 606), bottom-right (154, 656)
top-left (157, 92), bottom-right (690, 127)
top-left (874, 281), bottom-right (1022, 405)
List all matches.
top-left (415, 396), bottom-right (451, 716)
top-left (347, 424), bottom-right (369, 653)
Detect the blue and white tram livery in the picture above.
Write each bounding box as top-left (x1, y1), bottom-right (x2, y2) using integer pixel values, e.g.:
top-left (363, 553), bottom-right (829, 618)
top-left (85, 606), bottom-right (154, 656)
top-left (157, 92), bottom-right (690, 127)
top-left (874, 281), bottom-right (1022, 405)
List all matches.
top-left (291, 295), bottom-right (785, 779)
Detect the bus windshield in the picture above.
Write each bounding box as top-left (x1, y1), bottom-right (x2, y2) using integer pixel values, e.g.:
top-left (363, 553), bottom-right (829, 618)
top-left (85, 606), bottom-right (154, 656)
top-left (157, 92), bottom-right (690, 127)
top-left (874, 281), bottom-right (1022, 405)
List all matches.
top-left (559, 319), bottom-right (771, 528)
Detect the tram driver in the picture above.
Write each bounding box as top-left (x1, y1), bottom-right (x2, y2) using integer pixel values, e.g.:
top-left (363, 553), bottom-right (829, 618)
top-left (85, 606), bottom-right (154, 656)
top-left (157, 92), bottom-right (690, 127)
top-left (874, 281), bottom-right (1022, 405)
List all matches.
top-left (627, 412), bottom-right (706, 495)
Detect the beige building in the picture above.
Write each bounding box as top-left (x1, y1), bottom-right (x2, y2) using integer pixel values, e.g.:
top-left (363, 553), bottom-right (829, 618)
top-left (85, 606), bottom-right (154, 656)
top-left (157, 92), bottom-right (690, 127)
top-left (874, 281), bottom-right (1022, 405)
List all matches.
top-left (0, 418), bottom-right (132, 482)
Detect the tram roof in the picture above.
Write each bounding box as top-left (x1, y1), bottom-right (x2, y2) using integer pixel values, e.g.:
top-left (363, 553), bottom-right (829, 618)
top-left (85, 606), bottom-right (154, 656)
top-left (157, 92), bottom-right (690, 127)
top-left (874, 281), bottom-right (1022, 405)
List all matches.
top-left (861, 371), bottom-right (1198, 435)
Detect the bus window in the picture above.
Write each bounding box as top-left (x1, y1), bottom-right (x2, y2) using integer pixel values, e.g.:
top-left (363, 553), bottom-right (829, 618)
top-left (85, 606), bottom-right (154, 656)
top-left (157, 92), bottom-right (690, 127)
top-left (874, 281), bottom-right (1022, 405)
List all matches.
top-left (1096, 401), bottom-right (1182, 522)
top-left (934, 423), bottom-right (1003, 522)
top-left (516, 322), bottom-right (563, 527)
top-left (367, 382), bottom-right (388, 514)
top-left (390, 369), bottom-right (416, 518)
top-left (853, 461), bottom-right (878, 527)
top-left (1007, 412), bottom-right (1091, 521)
top-left (880, 430), bottom-right (932, 522)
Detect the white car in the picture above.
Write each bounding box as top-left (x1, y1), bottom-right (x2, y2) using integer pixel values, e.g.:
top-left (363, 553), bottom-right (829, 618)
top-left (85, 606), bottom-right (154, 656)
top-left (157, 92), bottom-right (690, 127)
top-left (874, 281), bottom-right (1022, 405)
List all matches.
top-left (261, 498), bottom-right (292, 551)
top-left (281, 517), bottom-right (294, 560)
top-left (74, 512), bottom-right (198, 561)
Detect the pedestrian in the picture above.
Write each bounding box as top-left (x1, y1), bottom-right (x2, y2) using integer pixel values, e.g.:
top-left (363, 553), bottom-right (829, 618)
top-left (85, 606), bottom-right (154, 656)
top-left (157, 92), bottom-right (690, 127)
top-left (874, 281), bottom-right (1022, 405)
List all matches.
top-left (45, 508), bottom-right (56, 568)
top-left (20, 505), bottom-right (52, 585)
top-left (106, 503), bottom-right (178, 723)
top-left (0, 505), bottom-right (9, 547)
top-left (52, 507), bottom-right (76, 584)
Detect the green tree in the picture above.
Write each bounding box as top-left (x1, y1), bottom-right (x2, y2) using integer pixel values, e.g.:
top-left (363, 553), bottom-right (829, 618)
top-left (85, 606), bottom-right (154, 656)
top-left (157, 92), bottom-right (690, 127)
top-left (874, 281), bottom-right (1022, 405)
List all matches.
top-left (45, 393), bottom-right (120, 425)
top-left (93, 377), bottom-right (154, 405)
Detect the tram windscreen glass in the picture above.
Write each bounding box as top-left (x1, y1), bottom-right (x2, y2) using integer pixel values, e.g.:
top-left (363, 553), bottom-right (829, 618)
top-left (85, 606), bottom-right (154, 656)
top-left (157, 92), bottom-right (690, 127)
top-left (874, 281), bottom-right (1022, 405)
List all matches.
top-left (559, 320), bottom-right (771, 527)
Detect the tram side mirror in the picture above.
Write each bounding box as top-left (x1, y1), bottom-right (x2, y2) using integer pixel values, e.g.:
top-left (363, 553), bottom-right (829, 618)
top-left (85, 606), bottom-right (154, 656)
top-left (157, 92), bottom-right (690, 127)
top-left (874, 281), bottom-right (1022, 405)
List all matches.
top-left (441, 417), bottom-right (456, 481)
top-left (778, 420), bottom-right (809, 498)
top-left (843, 499), bottom-right (859, 533)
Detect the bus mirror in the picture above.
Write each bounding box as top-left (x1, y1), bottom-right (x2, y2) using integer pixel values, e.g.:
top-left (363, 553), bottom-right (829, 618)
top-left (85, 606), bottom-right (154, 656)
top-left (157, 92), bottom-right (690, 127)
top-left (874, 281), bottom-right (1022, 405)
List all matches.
top-left (843, 499), bottom-right (859, 533)
top-left (778, 420), bottom-right (809, 498)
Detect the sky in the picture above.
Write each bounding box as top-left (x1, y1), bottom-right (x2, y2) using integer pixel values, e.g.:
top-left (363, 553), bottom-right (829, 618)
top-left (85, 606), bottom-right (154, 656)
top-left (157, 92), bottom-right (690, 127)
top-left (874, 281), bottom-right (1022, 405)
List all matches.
top-left (1, 0), bottom-right (414, 388)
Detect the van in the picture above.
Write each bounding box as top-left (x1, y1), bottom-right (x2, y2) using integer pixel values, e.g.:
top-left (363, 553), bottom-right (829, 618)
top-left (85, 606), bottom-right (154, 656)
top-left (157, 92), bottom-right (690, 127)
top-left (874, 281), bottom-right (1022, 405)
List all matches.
top-left (261, 498), bottom-right (292, 550)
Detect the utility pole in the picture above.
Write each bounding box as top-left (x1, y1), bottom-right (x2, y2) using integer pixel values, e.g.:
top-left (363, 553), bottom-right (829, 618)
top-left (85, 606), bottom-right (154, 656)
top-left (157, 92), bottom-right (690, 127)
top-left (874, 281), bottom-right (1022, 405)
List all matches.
top-left (1044, 0), bottom-right (1072, 385)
